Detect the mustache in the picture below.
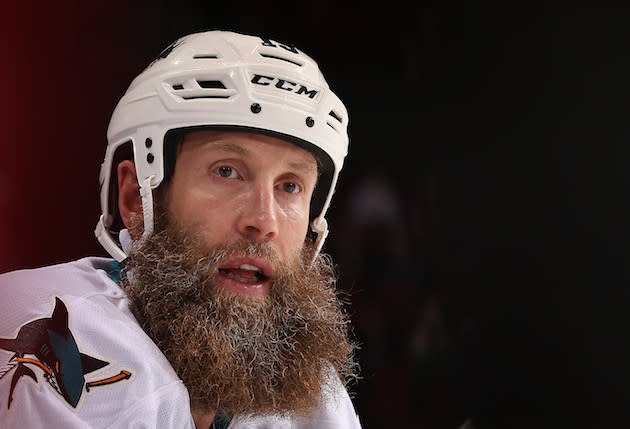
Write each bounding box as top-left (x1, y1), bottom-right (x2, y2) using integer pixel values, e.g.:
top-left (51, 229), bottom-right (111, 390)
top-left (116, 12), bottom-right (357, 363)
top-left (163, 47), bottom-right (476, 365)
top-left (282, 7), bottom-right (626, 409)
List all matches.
top-left (193, 240), bottom-right (284, 274)
top-left (136, 217), bottom-right (295, 268)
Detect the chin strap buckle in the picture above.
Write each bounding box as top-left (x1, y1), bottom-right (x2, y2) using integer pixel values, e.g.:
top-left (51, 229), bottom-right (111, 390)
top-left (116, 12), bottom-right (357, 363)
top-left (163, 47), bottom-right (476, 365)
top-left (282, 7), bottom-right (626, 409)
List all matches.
top-left (311, 217), bottom-right (329, 262)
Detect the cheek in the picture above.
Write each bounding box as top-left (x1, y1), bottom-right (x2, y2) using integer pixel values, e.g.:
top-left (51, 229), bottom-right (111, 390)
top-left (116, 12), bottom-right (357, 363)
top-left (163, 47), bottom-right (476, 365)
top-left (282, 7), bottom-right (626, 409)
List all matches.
top-left (278, 200), bottom-right (311, 246)
top-left (168, 189), bottom-right (231, 233)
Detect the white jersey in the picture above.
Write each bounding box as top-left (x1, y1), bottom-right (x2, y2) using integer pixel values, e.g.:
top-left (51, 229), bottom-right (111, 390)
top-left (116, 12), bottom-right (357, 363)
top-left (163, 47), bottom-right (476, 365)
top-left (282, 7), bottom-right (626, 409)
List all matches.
top-left (0, 257), bottom-right (361, 428)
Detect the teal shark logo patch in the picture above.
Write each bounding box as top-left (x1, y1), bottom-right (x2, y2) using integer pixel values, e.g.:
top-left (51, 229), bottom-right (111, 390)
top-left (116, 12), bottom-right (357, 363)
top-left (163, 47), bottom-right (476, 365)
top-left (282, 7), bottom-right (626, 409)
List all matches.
top-left (0, 297), bottom-right (131, 409)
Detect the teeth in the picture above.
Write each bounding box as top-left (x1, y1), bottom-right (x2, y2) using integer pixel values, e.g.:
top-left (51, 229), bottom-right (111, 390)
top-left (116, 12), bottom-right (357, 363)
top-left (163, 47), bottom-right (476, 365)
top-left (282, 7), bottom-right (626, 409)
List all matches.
top-left (222, 270), bottom-right (264, 283)
top-left (238, 264), bottom-right (261, 272)
top-left (225, 271), bottom-right (255, 282)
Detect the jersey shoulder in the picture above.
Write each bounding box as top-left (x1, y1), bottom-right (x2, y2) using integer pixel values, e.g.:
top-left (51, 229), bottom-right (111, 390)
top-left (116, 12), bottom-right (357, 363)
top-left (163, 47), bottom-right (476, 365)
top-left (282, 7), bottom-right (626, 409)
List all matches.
top-left (0, 258), bottom-right (194, 428)
top-left (0, 257), bottom-right (121, 319)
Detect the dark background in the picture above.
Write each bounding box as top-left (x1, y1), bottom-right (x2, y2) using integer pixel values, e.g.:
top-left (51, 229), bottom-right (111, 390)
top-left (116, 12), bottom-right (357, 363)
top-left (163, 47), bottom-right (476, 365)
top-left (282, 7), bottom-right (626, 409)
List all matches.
top-left (3, 3), bottom-right (630, 428)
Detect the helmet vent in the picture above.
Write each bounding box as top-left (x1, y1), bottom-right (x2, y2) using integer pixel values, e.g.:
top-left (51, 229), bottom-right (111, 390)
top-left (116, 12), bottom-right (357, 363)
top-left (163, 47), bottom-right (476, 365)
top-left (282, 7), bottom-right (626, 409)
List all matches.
top-left (259, 53), bottom-right (303, 67)
top-left (193, 54), bottom-right (219, 59)
top-left (329, 109), bottom-right (344, 123)
top-left (168, 79), bottom-right (235, 100)
top-left (327, 110), bottom-right (344, 134)
top-left (182, 94), bottom-right (231, 100)
top-left (197, 80), bottom-right (227, 89)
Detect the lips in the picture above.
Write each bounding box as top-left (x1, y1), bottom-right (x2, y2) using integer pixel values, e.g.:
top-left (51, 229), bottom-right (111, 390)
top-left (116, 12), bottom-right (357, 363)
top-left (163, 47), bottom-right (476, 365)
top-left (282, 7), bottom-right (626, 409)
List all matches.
top-left (218, 264), bottom-right (267, 282)
top-left (216, 257), bottom-right (273, 296)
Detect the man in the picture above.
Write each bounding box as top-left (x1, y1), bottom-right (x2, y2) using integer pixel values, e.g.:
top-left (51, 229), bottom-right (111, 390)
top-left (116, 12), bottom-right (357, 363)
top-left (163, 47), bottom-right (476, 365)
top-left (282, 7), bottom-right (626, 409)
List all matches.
top-left (0, 31), bottom-right (359, 428)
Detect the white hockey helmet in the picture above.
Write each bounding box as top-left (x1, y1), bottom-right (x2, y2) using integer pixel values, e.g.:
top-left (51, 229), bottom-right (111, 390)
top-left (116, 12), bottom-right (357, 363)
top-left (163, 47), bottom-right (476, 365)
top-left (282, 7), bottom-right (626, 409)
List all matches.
top-left (95, 31), bottom-right (349, 261)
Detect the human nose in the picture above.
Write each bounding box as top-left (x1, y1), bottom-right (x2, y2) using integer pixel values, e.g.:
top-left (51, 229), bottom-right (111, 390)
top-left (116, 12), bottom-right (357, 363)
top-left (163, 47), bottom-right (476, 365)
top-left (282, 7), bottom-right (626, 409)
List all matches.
top-left (236, 184), bottom-right (279, 242)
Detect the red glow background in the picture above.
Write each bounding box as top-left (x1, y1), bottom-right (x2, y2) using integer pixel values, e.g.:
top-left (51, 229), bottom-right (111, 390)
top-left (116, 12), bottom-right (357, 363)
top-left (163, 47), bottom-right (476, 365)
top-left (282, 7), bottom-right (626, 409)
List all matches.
top-left (1, 3), bottom-right (165, 271)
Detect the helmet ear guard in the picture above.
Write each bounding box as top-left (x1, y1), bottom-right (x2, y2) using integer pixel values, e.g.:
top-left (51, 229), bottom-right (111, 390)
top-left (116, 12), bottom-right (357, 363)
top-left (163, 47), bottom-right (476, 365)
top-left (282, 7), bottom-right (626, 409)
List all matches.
top-left (96, 31), bottom-right (349, 261)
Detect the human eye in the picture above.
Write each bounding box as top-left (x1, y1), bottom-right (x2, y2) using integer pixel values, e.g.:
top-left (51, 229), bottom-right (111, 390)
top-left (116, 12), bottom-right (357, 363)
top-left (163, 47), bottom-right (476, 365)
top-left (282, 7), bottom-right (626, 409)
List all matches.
top-left (279, 181), bottom-right (301, 194)
top-left (214, 165), bottom-right (240, 179)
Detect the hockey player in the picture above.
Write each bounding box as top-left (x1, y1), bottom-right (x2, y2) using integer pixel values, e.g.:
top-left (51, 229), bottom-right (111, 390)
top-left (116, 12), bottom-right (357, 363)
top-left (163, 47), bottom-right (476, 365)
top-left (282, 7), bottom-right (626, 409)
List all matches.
top-left (0, 31), bottom-right (359, 428)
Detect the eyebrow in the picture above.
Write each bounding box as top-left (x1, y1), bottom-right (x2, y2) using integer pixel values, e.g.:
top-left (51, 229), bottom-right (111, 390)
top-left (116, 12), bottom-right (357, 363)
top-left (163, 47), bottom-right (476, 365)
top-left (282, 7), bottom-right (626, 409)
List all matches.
top-left (210, 141), bottom-right (250, 156)
top-left (209, 141), bottom-right (319, 176)
top-left (288, 160), bottom-right (319, 177)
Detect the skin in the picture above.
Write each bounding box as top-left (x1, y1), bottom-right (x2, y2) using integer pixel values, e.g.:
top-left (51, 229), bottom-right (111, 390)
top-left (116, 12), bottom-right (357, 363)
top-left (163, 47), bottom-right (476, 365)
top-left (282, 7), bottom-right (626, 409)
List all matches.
top-left (117, 130), bottom-right (319, 428)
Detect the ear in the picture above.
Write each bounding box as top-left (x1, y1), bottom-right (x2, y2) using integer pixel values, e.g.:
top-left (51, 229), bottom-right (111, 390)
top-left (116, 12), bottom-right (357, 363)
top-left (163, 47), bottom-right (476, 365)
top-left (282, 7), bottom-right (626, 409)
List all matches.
top-left (117, 160), bottom-right (143, 238)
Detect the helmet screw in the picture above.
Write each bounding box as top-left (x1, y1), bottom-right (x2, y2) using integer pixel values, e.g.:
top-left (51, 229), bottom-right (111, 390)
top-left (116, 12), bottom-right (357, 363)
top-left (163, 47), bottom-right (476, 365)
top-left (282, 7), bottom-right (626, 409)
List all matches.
top-left (145, 137), bottom-right (152, 148)
top-left (306, 116), bottom-right (315, 127)
top-left (250, 103), bottom-right (262, 114)
top-left (147, 153), bottom-right (154, 164)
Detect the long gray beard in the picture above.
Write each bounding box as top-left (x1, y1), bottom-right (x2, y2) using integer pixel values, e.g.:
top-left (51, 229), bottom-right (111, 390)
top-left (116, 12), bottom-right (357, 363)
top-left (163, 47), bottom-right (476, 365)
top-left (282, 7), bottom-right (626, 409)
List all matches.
top-left (118, 222), bottom-right (357, 418)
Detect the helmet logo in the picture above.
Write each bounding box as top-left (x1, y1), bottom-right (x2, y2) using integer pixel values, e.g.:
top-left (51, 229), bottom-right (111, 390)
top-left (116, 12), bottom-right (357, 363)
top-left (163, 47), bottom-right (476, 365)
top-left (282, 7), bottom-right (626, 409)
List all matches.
top-left (251, 74), bottom-right (319, 99)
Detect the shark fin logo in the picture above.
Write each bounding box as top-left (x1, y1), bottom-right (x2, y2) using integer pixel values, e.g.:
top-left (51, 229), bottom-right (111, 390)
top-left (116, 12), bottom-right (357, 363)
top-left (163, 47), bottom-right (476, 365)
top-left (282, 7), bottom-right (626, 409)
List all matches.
top-left (0, 297), bottom-right (132, 409)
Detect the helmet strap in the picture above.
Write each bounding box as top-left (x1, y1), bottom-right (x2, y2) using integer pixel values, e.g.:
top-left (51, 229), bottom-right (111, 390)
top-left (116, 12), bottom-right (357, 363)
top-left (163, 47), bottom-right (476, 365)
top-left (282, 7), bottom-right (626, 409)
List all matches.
top-left (140, 176), bottom-right (156, 238)
top-left (95, 215), bottom-right (127, 262)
